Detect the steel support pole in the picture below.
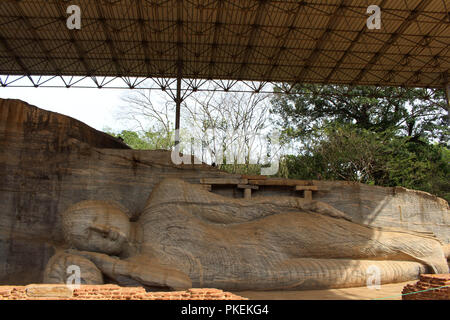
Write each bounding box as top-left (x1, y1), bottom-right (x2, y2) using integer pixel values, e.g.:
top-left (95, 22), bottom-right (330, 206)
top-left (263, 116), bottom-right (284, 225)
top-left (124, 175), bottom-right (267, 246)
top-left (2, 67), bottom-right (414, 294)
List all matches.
top-left (175, 63), bottom-right (182, 146)
top-left (175, 0), bottom-right (183, 147)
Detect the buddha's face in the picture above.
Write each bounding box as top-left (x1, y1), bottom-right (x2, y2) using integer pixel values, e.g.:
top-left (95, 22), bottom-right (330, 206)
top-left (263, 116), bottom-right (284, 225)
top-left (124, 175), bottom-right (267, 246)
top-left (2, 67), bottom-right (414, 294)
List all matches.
top-left (62, 201), bottom-right (131, 255)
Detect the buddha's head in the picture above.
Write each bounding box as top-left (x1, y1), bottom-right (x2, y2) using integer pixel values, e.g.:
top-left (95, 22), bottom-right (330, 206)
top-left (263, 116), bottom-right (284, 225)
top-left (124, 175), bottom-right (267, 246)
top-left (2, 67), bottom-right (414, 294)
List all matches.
top-left (62, 200), bottom-right (131, 255)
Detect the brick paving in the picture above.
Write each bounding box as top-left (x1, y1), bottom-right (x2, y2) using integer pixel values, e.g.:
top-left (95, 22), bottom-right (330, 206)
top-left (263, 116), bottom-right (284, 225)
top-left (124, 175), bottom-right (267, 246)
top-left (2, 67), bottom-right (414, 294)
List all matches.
top-left (2, 275), bottom-right (449, 300)
top-left (402, 274), bottom-right (450, 300)
top-left (0, 284), bottom-right (247, 300)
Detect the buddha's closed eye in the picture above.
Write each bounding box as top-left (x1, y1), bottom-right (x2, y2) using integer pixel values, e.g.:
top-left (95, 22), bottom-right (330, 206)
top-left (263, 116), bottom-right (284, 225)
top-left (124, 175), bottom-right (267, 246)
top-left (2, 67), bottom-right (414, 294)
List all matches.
top-left (89, 224), bottom-right (126, 242)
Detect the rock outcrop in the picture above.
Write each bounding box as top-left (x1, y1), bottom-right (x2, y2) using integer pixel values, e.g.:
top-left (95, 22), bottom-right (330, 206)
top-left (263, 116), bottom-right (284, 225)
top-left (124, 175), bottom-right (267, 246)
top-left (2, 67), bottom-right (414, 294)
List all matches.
top-left (0, 98), bottom-right (449, 286)
top-left (43, 179), bottom-right (447, 291)
top-left (0, 98), bottom-right (230, 285)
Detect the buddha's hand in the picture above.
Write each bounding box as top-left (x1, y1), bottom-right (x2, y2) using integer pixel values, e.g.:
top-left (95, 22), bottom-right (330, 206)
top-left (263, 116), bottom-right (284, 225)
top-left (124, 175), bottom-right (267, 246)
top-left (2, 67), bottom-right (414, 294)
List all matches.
top-left (65, 250), bottom-right (192, 290)
top-left (128, 259), bottom-right (193, 291)
top-left (44, 251), bottom-right (104, 285)
top-left (64, 249), bottom-right (124, 277)
top-left (302, 200), bottom-right (353, 221)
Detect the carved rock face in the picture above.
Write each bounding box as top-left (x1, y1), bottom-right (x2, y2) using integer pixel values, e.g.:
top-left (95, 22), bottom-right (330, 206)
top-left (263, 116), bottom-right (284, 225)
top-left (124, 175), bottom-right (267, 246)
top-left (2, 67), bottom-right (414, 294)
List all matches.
top-left (62, 201), bottom-right (131, 255)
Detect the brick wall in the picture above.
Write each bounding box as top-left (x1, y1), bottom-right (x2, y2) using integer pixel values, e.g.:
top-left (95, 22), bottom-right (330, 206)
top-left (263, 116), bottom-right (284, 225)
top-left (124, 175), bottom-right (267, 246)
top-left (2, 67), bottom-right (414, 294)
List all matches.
top-left (0, 284), bottom-right (247, 300)
top-left (402, 274), bottom-right (450, 300)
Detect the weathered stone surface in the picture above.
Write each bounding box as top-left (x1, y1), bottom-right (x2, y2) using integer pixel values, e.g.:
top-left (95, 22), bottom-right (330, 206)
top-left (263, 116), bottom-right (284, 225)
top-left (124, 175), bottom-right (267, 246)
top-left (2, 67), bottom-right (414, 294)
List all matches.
top-left (0, 98), bottom-right (449, 288)
top-left (139, 179), bottom-right (448, 290)
top-left (44, 179), bottom-right (448, 291)
top-left (311, 184), bottom-right (450, 244)
top-left (0, 99), bottom-right (232, 285)
top-left (25, 284), bottom-right (73, 298)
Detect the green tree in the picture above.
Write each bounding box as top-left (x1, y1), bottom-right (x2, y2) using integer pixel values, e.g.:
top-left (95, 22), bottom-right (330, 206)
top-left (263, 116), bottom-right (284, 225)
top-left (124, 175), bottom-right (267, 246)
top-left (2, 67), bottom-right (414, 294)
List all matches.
top-left (383, 137), bottom-right (450, 200)
top-left (105, 129), bottom-right (173, 150)
top-left (277, 123), bottom-right (449, 202)
top-left (272, 84), bottom-right (448, 143)
top-left (272, 84), bottom-right (449, 201)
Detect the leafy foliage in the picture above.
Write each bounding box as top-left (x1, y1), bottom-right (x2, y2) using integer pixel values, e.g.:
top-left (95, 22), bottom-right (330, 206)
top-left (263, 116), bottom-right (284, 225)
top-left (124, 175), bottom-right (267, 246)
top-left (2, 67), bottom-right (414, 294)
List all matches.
top-left (272, 84), bottom-right (448, 142)
top-left (106, 84), bottom-right (449, 201)
top-left (272, 84), bottom-right (449, 202)
top-left (105, 129), bottom-right (173, 150)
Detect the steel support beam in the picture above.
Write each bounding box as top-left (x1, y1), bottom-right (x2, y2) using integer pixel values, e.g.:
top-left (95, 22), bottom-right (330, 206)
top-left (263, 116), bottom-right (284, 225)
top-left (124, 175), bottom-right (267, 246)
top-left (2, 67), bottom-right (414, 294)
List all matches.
top-left (95, 2), bottom-right (123, 76)
top-left (263, 1), bottom-right (305, 83)
top-left (324, 0), bottom-right (388, 84)
top-left (174, 0), bottom-right (183, 147)
top-left (207, 0), bottom-right (225, 80)
top-left (175, 63), bottom-right (182, 146)
top-left (136, 0), bottom-right (151, 76)
top-left (0, 36), bottom-right (34, 84)
top-left (295, 0), bottom-right (350, 84)
top-left (236, 0), bottom-right (268, 81)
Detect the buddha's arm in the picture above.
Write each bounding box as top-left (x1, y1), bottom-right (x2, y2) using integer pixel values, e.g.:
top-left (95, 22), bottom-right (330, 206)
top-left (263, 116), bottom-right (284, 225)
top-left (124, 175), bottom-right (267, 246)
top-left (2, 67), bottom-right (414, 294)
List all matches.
top-left (189, 194), bottom-right (353, 223)
top-left (257, 197), bottom-right (354, 221)
top-left (186, 180), bottom-right (354, 221)
top-left (66, 250), bottom-right (192, 290)
top-left (147, 179), bottom-right (352, 223)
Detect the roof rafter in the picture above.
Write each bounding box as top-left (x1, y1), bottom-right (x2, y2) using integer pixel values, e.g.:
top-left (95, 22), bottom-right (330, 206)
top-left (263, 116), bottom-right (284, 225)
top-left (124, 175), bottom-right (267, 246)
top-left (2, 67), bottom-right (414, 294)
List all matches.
top-left (262, 1), bottom-right (306, 82)
top-left (323, 0), bottom-right (388, 84)
top-left (352, 0), bottom-right (434, 85)
top-left (0, 0), bottom-right (447, 89)
top-left (295, 0), bottom-right (353, 85)
top-left (207, 0), bottom-right (225, 80)
top-left (55, 1), bottom-right (95, 79)
top-left (136, 0), bottom-right (151, 77)
top-left (401, 14), bottom-right (449, 86)
top-left (13, 0), bottom-right (61, 76)
top-left (94, 1), bottom-right (124, 76)
top-left (236, 0), bottom-right (268, 81)
top-left (0, 35), bottom-right (34, 84)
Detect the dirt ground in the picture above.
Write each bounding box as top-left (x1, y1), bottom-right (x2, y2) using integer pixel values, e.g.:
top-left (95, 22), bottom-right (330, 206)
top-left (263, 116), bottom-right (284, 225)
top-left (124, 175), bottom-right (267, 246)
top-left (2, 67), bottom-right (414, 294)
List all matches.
top-left (234, 281), bottom-right (416, 300)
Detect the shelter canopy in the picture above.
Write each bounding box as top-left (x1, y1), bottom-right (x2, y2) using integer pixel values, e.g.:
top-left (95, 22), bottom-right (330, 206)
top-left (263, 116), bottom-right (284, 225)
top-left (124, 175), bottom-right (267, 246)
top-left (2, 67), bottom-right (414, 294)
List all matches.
top-left (0, 0), bottom-right (449, 88)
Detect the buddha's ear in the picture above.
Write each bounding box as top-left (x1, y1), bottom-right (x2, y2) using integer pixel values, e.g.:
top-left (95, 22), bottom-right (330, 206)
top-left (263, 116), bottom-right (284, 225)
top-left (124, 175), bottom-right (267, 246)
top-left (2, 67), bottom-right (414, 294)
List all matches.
top-left (109, 200), bottom-right (133, 220)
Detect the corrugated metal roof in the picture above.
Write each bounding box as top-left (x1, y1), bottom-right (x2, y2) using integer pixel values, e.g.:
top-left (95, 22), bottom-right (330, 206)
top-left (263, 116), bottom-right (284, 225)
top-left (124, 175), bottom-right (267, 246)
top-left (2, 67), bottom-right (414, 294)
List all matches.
top-left (0, 0), bottom-right (448, 88)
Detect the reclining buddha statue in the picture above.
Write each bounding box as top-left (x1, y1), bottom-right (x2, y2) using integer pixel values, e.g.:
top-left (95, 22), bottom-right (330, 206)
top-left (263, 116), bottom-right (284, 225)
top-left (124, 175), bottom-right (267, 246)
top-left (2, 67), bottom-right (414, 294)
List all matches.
top-left (44, 178), bottom-right (449, 291)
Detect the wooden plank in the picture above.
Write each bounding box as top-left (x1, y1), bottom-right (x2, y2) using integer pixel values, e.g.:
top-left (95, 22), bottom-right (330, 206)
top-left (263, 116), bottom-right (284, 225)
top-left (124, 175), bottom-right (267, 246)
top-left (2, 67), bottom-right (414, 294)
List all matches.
top-left (295, 185), bottom-right (318, 191)
top-left (248, 178), bottom-right (311, 186)
top-left (244, 188), bottom-right (252, 199)
top-left (200, 184), bottom-right (212, 192)
top-left (237, 184), bottom-right (259, 190)
top-left (304, 190), bottom-right (313, 201)
top-left (200, 178), bottom-right (248, 185)
top-left (241, 175), bottom-right (267, 180)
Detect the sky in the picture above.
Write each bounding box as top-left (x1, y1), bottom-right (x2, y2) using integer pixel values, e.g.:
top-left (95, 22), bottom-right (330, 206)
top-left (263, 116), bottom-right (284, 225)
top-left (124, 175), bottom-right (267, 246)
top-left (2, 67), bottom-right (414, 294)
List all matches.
top-left (0, 86), bottom-right (130, 132)
top-left (0, 82), bottom-right (297, 166)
